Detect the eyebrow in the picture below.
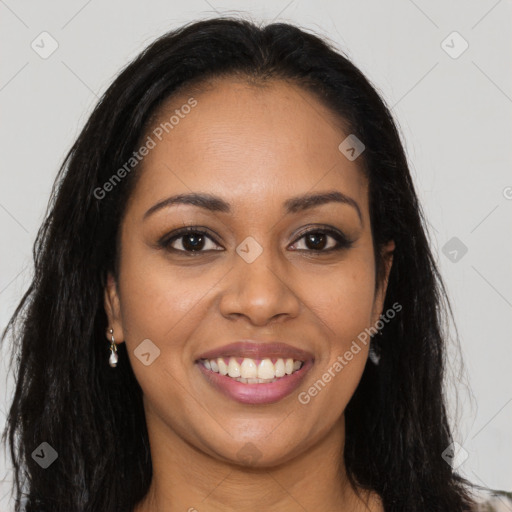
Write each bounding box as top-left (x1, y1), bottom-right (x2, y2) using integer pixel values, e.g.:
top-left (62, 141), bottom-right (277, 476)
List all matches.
top-left (144, 190), bottom-right (363, 225)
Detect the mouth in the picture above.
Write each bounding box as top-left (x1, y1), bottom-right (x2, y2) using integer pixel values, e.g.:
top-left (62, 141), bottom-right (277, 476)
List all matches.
top-left (195, 341), bottom-right (315, 405)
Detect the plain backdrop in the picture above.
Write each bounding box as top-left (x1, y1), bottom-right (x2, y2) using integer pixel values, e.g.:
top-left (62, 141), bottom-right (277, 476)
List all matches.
top-left (1, 0), bottom-right (511, 509)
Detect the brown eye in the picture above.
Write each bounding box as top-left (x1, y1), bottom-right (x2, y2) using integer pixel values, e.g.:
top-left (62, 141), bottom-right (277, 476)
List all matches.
top-left (160, 228), bottom-right (223, 253)
top-left (304, 232), bottom-right (328, 250)
top-left (181, 233), bottom-right (205, 251)
top-left (289, 227), bottom-right (354, 253)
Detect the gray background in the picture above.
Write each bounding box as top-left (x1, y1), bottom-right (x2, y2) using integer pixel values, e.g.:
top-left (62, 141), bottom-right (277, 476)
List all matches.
top-left (1, 0), bottom-right (511, 508)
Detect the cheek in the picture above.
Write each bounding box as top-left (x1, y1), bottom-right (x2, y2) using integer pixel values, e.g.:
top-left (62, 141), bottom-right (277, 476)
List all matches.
top-left (115, 247), bottom-right (221, 421)
top-left (303, 252), bottom-right (376, 349)
top-left (115, 242), bottom-right (229, 393)
top-left (294, 248), bottom-right (375, 411)
top-left (117, 245), bottom-right (220, 340)
top-left (293, 304), bottom-right (372, 429)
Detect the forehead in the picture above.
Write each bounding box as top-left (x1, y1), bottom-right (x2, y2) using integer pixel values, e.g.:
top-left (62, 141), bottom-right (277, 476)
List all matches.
top-left (130, 77), bottom-right (369, 216)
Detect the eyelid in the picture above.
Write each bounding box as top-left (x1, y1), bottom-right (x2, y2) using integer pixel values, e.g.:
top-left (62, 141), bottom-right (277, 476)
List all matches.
top-left (291, 224), bottom-right (346, 240)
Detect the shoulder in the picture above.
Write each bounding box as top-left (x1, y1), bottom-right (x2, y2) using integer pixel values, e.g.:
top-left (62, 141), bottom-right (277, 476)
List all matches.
top-left (470, 487), bottom-right (512, 511)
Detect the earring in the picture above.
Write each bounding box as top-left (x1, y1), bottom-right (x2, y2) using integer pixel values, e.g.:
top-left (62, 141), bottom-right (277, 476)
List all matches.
top-left (108, 328), bottom-right (118, 368)
top-left (369, 328), bottom-right (383, 365)
top-left (368, 343), bottom-right (380, 365)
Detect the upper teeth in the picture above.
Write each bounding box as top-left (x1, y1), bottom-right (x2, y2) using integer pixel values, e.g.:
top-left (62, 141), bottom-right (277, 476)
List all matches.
top-left (200, 357), bottom-right (303, 379)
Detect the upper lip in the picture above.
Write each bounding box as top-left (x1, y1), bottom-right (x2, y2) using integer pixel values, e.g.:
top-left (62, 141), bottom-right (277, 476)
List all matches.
top-left (196, 341), bottom-right (314, 362)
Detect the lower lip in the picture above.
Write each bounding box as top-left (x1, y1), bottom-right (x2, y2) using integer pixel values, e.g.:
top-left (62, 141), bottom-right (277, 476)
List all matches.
top-left (196, 359), bottom-right (314, 405)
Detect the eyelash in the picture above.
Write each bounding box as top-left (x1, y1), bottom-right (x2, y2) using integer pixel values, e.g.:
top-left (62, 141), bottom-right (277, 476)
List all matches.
top-left (158, 226), bottom-right (354, 255)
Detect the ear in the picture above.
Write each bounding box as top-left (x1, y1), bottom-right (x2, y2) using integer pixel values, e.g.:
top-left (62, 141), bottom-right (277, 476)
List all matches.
top-left (371, 239), bottom-right (395, 326)
top-left (104, 272), bottom-right (125, 344)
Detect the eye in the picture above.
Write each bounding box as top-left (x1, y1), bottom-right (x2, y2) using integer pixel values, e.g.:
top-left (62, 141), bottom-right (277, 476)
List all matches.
top-left (160, 228), bottom-right (223, 253)
top-left (289, 227), bottom-right (354, 252)
top-left (159, 226), bottom-right (353, 254)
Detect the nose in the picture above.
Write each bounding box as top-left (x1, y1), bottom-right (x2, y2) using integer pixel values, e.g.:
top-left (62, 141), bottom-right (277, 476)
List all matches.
top-left (218, 250), bottom-right (301, 327)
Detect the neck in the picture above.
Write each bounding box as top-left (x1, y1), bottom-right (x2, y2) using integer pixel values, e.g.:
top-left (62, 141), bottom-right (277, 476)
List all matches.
top-left (134, 410), bottom-right (381, 512)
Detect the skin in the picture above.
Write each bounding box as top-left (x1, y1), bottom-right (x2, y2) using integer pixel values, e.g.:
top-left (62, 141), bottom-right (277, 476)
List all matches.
top-left (105, 77), bottom-right (394, 512)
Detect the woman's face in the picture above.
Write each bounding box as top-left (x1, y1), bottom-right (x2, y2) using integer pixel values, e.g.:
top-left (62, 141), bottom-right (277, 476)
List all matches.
top-left (105, 78), bottom-right (394, 467)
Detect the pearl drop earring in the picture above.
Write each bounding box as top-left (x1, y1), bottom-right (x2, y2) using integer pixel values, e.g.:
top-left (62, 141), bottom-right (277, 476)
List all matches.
top-left (108, 328), bottom-right (118, 368)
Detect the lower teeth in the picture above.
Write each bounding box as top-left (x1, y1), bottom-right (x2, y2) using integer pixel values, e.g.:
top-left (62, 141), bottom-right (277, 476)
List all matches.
top-left (231, 376), bottom-right (279, 384)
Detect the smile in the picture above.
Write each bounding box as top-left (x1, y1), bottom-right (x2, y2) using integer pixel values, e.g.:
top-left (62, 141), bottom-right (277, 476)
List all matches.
top-left (196, 357), bottom-right (314, 405)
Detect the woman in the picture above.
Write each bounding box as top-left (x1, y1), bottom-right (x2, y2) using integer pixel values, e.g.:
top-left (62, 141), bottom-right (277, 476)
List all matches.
top-left (1, 16), bottom-right (509, 512)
